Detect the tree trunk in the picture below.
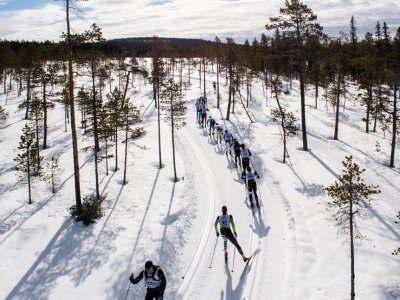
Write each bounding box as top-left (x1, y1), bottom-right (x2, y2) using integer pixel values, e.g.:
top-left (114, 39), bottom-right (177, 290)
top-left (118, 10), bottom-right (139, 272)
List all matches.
top-left (226, 64), bottom-right (233, 120)
top-left (216, 60), bottom-right (220, 108)
top-left (171, 97), bottom-right (177, 182)
top-left (27, 145), bottom-right (32, 204)
top-left (43, 83), bottom-right (48, 149)
top-left (350, 198), bottom-right (355, 300)
top-left (35, 111), bottom-right (40, 171)
top-left (52, 166), bottom-right (55, 194)
top-left (105, 137), bottom-right (109, 176)
top-left (366, 86), bottom-right (372, 133)
top-left (3, 70), bottom-right (6, 94)
top-left (299, 67), bottom-right (308, 150)
top-left (157, 81), bottom-right (162, 169)
top-left (19, 75), bottom-right (22, 97)
top-left (390, 78), bottom-right (397, 168)
top-left (123, 111), bottom-right (129, 185)
top-left (114, 108), bottom-right (119, 172)
top-left (188, 59), bottom-right (191, 84)
top-left (25, 68), bottom-right (31, 120)
top-left (203, 58), bottom-right (206, 97)
top-left (91, 61), bottom-right (100, 201)
top-left (334, 72), bottom-right (341, 140)
top-left (66, 0), bottom-right (82, 214)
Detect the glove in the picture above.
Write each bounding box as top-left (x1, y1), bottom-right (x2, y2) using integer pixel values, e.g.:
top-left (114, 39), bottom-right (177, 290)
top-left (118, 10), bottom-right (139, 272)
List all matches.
top-left (234, 232), bottom-right (237, 237)
top-left (216, 232), bottom-right (220, 237)
top-left (129, 273), bottom-right (134, 283)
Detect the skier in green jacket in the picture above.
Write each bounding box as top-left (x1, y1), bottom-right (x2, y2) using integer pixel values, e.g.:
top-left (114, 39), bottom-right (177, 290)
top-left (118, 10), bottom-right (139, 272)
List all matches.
top-left (214, 205), bottom-right (249, 262)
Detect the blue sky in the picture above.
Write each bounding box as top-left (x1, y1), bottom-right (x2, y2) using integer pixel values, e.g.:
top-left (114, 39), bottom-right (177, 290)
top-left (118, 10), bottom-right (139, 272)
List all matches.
top-left (0, 0), bottom-right (50, 10)
top-left (0, 0), bottom-right (399, 42)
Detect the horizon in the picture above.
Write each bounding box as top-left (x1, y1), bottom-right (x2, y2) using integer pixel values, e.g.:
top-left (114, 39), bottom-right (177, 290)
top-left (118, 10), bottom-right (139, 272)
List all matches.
top-left (0, 0), bottom-right (399, 44)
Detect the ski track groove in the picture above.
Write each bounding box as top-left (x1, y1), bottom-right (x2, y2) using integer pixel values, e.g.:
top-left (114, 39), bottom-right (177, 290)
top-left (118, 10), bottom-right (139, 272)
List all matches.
top-left (173, 127), bottom-right (217, 299)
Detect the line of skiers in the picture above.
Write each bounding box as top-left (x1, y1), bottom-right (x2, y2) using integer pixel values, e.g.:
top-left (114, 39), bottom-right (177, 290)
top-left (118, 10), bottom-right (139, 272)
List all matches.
top-left (127, 96), bottom-right (262, 299)
top-left (205, 115), bottom-right (260, 208)
top-left (195, 96), bottom-right (262, 268)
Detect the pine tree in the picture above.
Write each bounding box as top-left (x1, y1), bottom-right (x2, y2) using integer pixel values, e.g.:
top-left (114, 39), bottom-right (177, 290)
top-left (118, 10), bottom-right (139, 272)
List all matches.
top-left (324, 156), bottom-right (381, 300)
top-left (14, 123), bottom-right (44, 204)
top-left (46, 156), bottom-right (64, 194)
top-left (270, 77), bottom-right (298, 163)
top-left (64, 0), bottom-right (87, 215)
top-left (160, 78), bottom-right (187, 182)
top-left (106, 87), bottom-right (126, 172)
top-left (122, 101), bottom-right (144, 185)
top-left (150, 39), bottom-right (167, 169)
top-left (266, 0), bottom-right (324, 151)
top-left (225, 38), bottom-right (238, 121)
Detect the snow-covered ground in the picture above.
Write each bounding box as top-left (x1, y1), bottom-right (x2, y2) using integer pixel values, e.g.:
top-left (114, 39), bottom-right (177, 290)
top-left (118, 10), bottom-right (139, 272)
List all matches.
top-left (1, 60), bottom-right (399, 300)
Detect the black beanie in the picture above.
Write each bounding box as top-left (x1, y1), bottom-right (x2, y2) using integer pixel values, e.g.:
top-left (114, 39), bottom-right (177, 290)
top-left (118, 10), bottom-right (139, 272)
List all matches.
top-left (145, 260), bottom-right (153, 269)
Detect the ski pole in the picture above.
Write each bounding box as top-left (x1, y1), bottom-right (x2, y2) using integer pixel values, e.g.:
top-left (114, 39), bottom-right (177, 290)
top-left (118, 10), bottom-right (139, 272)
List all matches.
top-left (124, 281), bottom-right (131, 300)
top-left (209, 236), bottom-right (219, 268)
top-left (231, 247), bottom-right (236, 272)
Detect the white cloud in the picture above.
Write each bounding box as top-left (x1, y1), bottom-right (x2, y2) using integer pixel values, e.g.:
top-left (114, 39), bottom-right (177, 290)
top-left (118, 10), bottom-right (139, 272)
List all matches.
top-left (0, 0), bottom-right (399, 42)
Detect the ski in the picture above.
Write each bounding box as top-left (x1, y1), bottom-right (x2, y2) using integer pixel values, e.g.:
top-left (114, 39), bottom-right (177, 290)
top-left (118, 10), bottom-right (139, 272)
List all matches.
top-left (240, 245), bottom-right (260, 279)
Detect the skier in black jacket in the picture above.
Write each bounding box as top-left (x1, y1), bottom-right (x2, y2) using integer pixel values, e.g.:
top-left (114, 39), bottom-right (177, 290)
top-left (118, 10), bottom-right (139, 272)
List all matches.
top-left (129, 260), bottom-right (167, 300)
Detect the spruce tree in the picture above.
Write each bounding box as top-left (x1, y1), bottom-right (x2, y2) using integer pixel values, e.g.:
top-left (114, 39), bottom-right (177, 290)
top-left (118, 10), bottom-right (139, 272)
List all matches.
top-left (324, 156), bottom-right (381, 300)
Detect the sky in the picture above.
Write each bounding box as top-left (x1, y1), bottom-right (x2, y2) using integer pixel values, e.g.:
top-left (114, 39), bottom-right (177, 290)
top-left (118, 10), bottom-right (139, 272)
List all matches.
top-left (0, 0), bottom-right (399, 42)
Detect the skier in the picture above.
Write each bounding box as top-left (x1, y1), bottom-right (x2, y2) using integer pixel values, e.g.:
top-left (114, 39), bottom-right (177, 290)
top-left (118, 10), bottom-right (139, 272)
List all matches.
top-left (195, 100), bottom-right (202, 125)
top-left (222, 130), bottom-right (234, 156)
top-left (215, 123), bottom-right (224, 144)
top-left (207, 116), bottom-right (216, 136)
top-left (212, 81), bottom-right (216, 93)
top-left (240, 144), bottom-right (252, 179)
top-left (201, 103), bottom-right (208, 128)
top-left (233, 138), bottom-right (242, 168)
top-left (199, 96), bottom-right (207, 106)
top-left (129, 260), bottom-right (167, 300)
top-left (214, 205), bottom-right (249, 262)
top-left (244, 166), bottom-right (260, 208)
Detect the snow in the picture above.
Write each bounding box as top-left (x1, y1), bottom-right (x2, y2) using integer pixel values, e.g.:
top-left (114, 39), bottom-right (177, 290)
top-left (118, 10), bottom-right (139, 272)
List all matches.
top-left (1, 59), bottom-right (400, 300)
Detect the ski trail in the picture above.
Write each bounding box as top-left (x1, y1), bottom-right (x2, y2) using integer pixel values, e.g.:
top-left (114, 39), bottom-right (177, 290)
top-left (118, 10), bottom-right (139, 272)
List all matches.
top-left (238, 85), bottom-right (297, 299)
top-left (173, 127), bottom-right (217, 299)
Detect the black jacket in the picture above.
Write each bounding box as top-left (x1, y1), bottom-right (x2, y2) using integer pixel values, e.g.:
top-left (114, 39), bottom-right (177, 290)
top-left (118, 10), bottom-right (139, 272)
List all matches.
top-left (130, 265), bottom-right (167, 292)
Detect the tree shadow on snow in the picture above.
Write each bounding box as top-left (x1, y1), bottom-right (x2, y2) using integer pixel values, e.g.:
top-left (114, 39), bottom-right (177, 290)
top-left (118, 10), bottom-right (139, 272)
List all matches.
top-left (105, 169), bottom-right (162, 300)
top-left (6, 217), bottom-right (119, 300)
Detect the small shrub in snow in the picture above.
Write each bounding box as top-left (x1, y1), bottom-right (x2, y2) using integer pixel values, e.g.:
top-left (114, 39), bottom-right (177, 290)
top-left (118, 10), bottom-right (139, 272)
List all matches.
top-left (70, 194), bottom-right (104, 226)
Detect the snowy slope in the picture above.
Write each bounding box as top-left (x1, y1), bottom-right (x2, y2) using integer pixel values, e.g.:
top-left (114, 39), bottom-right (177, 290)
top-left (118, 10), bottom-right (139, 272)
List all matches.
top-left (1, 60), bottom-right (400, 300)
